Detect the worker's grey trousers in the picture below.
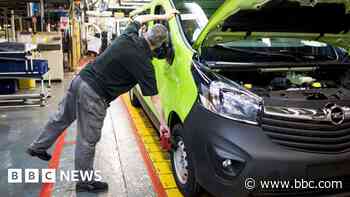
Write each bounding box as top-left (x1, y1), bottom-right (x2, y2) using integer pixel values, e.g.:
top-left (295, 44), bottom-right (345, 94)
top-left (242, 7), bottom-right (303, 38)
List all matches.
top-left (30, 75), bottom-right (108, 180)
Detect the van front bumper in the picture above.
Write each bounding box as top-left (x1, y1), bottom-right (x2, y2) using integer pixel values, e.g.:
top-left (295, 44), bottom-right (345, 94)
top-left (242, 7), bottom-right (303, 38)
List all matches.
top-left (182, 102), bottom-right (350, 197)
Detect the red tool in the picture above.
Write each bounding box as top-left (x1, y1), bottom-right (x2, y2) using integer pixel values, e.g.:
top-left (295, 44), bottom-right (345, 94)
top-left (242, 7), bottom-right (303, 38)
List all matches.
top-left (160, 133), bottom-right (172, 151)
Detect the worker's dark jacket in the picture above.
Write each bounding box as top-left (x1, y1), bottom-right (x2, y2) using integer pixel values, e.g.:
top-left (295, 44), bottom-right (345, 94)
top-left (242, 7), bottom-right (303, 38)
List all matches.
top-left (79, 21), bottom-right (158, 103)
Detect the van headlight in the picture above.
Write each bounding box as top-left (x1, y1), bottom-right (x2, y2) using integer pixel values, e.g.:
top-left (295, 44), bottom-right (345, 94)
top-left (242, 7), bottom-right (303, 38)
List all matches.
top-left (193, 63), bottom-right (262, 125)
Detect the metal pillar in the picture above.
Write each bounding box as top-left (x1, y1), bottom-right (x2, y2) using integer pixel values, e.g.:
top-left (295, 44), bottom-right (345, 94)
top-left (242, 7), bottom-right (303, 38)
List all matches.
top-left (19, 17), bottom-right (23, 32)
top-left (40, 0), bottom-right (44, 31)
top-left (81, 0), bottom-right (87, 54)
top-left (33, 17), bottom-right (37, 33)
top-left (4, 9), bottom-right (8, 41)
top-left (27, 3), bottom-right (32, 17)
top-left (69, 1), bottom-right (81, 71)
top-left (11, 10), bottom-right (15, 41)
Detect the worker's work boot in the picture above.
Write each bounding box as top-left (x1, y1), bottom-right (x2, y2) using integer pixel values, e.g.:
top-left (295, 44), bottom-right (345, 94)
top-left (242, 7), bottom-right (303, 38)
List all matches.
top-left (76, 181), bottom-right (109, 193)
top-left (26, 148), bottom-right (52, 161)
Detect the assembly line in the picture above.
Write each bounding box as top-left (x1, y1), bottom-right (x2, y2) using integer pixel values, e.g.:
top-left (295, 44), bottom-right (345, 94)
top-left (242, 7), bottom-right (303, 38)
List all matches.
top-left (1, 0), bottom-right (350, 197)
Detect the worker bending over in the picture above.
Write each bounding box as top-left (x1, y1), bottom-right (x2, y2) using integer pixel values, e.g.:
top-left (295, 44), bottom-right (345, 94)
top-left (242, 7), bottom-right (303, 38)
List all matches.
top-left (27, 10), bottom-right (178, 193)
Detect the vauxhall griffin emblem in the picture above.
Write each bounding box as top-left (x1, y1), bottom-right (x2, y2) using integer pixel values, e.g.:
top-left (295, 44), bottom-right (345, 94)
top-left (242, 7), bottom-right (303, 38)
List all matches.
top-left (324, 103), bottom-right (345, 125)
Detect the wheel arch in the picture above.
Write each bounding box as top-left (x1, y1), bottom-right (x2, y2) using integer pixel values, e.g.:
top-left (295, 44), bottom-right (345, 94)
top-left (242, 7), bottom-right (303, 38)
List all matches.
top-left (168, 111), bottom-right (183, 130)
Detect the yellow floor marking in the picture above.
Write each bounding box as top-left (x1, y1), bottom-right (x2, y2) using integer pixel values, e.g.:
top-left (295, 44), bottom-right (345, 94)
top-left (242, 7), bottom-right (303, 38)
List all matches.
top-left (166, 189), bottom-right (184, 197)
top-left (154, 162), bottom-right (173, 174)
top-left (138, 128), bottom-right (157, 136)
top-left (149, 151), bottom-right (169, 162)
top-left (145, 143), bottom-right (164, 152)
top-left (142, 136), bottom-right (160, 144)
top-left (123, 94), bottom-right (184, 197)
top-left (159, 174), bottom-right (178, 189)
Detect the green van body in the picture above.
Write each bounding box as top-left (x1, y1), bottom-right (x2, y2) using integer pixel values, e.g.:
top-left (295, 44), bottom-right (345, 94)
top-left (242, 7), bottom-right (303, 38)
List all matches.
top-left (130, 1), bottom-right (350, 196)
top-left (132, 0), bottom-right (350, 126)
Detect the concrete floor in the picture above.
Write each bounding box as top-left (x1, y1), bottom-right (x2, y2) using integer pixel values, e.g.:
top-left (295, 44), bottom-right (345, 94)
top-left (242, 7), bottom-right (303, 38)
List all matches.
top-left (0, 74), bottom-right (155, 197)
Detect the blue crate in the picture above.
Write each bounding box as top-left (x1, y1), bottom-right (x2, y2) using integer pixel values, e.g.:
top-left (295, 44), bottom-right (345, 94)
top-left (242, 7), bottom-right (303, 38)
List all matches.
top-left (0, 59), bottom-right (49, 76)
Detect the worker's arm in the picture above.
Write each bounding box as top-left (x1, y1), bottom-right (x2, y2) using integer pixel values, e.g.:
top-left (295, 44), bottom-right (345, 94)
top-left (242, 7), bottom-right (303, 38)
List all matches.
top-left (151, 95), bottom-right (170, 137)
top-left (134, 9), bottom-right (179, 25)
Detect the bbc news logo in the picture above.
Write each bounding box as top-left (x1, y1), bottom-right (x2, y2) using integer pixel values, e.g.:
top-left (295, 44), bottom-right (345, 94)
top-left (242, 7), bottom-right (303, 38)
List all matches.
top-left (8, 169), bottom-right (102, 183)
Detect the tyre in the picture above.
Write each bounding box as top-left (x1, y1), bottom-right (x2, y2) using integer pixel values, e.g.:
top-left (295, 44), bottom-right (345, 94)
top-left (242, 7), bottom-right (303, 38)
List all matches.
top-left (170, 124), bottom-right (201, 197)
top-left (129, 88), bottom-right (141, 107)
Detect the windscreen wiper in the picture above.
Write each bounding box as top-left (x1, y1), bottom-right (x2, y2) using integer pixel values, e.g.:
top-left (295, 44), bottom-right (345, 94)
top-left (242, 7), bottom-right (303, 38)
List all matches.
top-left (214, 44), bottom-right (303, 62)
top-left (277, 49), bottom-right (336, 61)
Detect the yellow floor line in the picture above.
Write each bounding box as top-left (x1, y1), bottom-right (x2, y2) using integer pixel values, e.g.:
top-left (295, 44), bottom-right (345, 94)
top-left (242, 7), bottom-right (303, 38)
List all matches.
top-left (123, 95), bottom-right (184, 197)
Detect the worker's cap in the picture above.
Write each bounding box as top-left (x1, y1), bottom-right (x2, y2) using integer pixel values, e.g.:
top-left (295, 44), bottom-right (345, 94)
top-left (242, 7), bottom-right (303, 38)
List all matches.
top-left (144, 24), bottom-right (168, 49)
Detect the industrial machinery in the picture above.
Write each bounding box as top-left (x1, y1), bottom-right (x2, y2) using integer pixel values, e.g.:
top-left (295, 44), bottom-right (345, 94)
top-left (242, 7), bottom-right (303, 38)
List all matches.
top-left (0, 42), bottom-right (50, 108)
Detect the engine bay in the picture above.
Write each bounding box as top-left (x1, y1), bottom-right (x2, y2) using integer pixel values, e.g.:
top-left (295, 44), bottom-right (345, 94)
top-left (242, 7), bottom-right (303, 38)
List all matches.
top-left (217, 67), bottom-right (350, 101)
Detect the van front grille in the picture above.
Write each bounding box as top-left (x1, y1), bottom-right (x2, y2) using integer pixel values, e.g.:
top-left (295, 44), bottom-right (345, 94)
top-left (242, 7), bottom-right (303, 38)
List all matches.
top-left (261, 113), bottom-right (350, 153)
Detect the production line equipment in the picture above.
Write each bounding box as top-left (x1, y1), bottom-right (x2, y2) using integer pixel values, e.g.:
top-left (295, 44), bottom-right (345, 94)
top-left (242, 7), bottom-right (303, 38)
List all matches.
top-left (0, 42), bottom-right (50, 108)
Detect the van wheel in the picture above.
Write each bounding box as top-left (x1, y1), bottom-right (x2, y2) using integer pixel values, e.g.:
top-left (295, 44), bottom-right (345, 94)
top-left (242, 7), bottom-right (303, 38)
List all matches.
top-left (171, 124), bottom-right (201, 197)
top-left (129, 88), bottom-right (141, 107)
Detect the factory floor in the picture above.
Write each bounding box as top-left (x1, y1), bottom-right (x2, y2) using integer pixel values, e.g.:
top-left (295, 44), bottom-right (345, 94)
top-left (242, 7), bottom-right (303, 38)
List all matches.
top-left (0, 73), bottom-right (157, 197)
